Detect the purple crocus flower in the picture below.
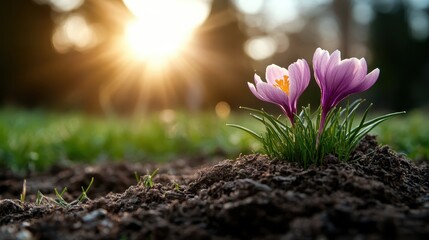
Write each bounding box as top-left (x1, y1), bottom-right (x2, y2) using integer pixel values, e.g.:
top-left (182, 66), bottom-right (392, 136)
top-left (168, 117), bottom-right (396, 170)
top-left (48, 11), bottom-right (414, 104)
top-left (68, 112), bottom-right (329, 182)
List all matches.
top-left (248, 60), bottom-right (310, 124)
top-left (313, 48), bottom-right (380, 134)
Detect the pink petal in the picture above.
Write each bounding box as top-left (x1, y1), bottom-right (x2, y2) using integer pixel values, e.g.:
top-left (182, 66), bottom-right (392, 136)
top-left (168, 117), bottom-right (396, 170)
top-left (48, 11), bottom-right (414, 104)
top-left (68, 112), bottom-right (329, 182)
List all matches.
top-left (348, 58), bottom-right (367, 88)
top-left (288, 59), bottom-right (310, 103)
top-left (323, 58), bottom-right (355, 96)
top-left (356, 68), bottom-right (379, 92)
top-left (313, 48), bottom-right (329, 71)
top-left (266, 64), bottom-right (288, 85)
top-left (257, 82), bottom-right (289, 105)
top-left (248, 82), bottom-right (266, 102)
top-left (326, 50), bottom-right (341, 78)
top-left (342, 58), bottom-right (367, 90)
top-left (254, 73), bottom-right (263, 85)
top-left (313, 48), bottom-right (329, 88)
top-left (359, 58), bottom-right (368, 74)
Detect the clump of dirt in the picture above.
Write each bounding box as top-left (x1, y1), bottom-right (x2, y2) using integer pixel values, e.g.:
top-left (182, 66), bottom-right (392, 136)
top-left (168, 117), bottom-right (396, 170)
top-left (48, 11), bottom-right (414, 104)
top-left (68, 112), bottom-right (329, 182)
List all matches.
top-left (0, 136), bottom-right (428, 239)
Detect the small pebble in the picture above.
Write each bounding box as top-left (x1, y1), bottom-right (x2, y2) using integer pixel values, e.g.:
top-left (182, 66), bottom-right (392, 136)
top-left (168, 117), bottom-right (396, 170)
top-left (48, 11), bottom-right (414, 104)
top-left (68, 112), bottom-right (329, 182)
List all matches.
top-left (82, 209), bottom-right (107, 222)
top-left (16, 229), bottom-right (33, 240)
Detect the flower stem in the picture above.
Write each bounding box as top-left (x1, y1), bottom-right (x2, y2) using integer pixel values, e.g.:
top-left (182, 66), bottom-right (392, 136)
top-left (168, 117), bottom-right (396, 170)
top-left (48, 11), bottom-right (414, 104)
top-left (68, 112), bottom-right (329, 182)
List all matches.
top-left (316, 110), bottom-right (327, 147)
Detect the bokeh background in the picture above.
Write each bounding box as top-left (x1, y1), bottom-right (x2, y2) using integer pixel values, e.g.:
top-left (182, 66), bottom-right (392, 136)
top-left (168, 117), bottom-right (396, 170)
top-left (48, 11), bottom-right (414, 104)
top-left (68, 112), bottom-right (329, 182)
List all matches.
top-left (1, 0), bottom-right (429, 115)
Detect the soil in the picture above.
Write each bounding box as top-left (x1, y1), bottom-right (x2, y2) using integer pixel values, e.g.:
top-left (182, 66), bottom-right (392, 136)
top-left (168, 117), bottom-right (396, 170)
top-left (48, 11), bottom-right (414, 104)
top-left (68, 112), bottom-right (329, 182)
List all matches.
top-left (0, 135), bottom-right (428, 240)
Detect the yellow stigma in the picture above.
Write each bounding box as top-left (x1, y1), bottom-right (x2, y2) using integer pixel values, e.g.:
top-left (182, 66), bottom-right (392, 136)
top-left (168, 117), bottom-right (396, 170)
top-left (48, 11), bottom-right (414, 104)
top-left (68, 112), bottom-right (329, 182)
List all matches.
top-left (275, 75), bottom-right (290, 95)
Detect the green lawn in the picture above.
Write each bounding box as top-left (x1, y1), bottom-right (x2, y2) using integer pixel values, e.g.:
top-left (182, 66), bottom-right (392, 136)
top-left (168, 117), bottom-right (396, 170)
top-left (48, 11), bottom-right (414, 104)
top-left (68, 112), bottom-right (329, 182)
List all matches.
top-left (0, 108), bottom-right (261, 174)
top-left (374, 110), bottom-right (429, 162)
top-left (0, 108), bottom-right (426, 174)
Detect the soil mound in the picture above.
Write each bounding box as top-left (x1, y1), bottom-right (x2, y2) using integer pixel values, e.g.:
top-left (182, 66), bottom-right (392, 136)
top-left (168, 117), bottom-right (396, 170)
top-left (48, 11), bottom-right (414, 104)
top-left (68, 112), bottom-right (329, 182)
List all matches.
top-left (0, 136), bottom-right (428, 239)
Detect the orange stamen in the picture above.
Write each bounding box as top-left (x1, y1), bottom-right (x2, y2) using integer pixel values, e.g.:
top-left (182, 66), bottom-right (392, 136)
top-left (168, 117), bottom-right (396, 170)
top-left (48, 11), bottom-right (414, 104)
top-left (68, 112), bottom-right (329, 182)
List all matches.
top-left (275, 75), bottom-right (290, 95)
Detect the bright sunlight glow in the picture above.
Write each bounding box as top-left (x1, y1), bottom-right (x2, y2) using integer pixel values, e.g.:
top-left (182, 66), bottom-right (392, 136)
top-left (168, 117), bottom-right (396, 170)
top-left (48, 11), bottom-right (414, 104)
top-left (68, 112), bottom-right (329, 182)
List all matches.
top-left (123, 0), bottom-right (211, 63)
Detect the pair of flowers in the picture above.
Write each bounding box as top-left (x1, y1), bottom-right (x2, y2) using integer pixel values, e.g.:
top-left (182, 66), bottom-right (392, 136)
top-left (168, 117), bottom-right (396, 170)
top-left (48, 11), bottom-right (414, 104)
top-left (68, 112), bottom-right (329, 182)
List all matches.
top-left (249, 48), bottom-right (380, 133)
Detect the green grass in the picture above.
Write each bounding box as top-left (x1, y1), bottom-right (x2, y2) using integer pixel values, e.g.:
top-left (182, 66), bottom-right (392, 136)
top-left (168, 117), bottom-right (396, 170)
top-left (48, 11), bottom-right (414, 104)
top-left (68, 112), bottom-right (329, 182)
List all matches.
top-left (229, 101), bottom-right (404, 168)
top-left (0, 108), bottom-right (261, 174)
top-left (374, 110), bottom-right (429, 161)
top-left (0, 108), bottom-right (427, 174)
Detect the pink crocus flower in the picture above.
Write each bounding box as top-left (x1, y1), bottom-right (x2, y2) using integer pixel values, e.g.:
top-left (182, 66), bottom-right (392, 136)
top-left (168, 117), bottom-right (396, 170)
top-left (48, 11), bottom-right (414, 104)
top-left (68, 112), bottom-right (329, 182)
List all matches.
top-left (313, 48), bottom-right (380, 135)
top-left (248, 60), bottom-right (310, 124)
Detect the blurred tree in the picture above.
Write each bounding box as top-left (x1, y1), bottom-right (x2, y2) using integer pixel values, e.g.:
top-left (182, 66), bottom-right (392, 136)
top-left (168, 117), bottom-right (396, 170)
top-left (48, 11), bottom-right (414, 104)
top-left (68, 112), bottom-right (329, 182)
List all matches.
top-left (370, 1), bottom-right (429, 111)
top-left (194, 0), bottom-right (253, 109)
top-left (2, 0), bottom-right (428, 113)
top-left (0, 0), bottom-right (55, 106)
top-left (0, 0), bottom-right (254, 114)
top-left (333, 0), bottom-right (352, 57)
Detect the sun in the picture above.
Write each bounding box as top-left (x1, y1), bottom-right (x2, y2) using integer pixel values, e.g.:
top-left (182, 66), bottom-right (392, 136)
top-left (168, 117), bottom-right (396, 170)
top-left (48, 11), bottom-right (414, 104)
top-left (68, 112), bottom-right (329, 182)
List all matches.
top-left (123, 0), bottom-right (211, 63)
top-left (97, 0), bottom-right (214, 114)
top-left (125, 20), bottom-right (188, 61)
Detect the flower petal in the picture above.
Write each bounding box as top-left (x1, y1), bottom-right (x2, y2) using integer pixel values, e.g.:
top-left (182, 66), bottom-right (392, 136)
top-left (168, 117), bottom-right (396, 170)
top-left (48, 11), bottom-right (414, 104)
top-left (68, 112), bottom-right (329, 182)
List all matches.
top-left (347, 58), bottom-right (367, 89)
top-left (256, 81), bottom-right (290, 107)
top-left (266, 64), bottom-right (288, 85)
top-left (324, 50), bottom-right (342, 87)
top-left (249, 60), bottom-right (311, 124)
top-left (313, 48), bottom-right (330, 88)
top-left (330, 59), bottom-right (359, 89)
top-left (288, 59), bottom-right (310, 105)
top-left (313, 48), bottom-right (381, 118)
top-left (248, 82), bottom-right (266, 102)
top-left (354, 68), bottom-right (379, 93)
top-left (254, 73), bottom-right (263, 85)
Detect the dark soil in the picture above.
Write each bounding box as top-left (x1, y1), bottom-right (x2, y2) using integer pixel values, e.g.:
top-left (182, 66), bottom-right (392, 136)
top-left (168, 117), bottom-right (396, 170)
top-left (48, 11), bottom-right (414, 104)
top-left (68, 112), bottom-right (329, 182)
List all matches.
top-left (0, 136), bottom-right (428, 239)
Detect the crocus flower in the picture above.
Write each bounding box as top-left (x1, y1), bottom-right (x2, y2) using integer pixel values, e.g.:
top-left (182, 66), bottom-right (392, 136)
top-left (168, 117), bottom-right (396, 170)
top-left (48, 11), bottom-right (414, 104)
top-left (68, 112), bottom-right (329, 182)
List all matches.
top-left (248, 60), bottom-right (310, 124)
top-left (313, 48), bottom-right (380, 134)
